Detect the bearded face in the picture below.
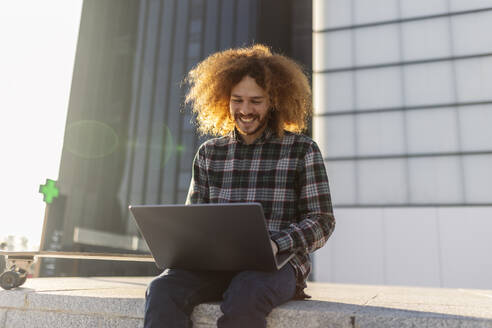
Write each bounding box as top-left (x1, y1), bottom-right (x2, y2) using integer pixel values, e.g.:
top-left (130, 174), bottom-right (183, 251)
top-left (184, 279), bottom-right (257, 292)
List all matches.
top-left (229, 76), bottom-right (271, 144)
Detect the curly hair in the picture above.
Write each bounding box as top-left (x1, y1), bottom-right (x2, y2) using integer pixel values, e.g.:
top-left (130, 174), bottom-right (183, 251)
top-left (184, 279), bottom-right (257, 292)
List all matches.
top-left (184, 44), bottom-right (312, 137)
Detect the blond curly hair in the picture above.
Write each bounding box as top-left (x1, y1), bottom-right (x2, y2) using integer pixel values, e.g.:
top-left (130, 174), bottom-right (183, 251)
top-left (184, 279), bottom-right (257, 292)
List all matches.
top-left (184, 44), bottom-right (312, 137)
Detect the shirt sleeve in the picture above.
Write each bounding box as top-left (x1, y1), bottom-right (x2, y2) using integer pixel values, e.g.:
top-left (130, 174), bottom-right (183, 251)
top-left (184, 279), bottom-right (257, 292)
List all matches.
top-left (271, 141), bottom-right (335, 254)
top-left (185, 143), bottom-right (209, 204)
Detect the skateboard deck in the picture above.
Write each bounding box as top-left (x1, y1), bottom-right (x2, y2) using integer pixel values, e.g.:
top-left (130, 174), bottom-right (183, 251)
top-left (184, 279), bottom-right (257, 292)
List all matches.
top-left (0, 251), bottom-right (154, 290)
top-left (1, 251), bottom-right (154, 261)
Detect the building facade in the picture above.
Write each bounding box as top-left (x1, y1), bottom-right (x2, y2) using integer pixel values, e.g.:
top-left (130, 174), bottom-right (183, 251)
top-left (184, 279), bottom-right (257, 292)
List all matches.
top-left (313, 0), bottom-right (492, 289)
top-left (41, 0), bottom-right (312, 277)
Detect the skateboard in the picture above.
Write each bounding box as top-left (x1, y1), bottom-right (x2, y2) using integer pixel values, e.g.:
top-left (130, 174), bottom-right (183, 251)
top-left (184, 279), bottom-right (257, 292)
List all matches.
top-left (0, 251), bottom-right (154, 290)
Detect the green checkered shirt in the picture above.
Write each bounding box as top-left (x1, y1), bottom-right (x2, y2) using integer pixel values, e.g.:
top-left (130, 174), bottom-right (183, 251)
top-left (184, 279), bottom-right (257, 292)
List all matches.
top-left (186, 128), bottom-right (335, 297)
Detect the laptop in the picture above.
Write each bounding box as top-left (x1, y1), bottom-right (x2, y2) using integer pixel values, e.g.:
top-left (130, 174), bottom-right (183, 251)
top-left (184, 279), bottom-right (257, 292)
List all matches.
top-left (129, 203), bottom-right (294, 272)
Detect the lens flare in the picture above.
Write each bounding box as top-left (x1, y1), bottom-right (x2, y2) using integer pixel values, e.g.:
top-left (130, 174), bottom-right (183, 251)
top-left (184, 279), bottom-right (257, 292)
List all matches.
top-left (64, 120), bottom-right (119, 159)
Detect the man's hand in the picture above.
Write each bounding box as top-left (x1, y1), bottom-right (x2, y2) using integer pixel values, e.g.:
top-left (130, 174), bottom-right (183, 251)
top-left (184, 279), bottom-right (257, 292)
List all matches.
top-left (271, 239), bottom-right (279, 256)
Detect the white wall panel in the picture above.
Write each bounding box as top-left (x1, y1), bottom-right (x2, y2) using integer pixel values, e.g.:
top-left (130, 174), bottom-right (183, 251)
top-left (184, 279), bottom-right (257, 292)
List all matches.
top-left (452, 11), bottom-right (492, 56)
top-left (314, 115), bottom-right (355, 157)
top-left (449, 0), bottom-right (492, 11)
top-left (358, 159), bottom-right (407, 204)
top-left (402, 18), bottom-right (451, 61)
top-left (313, 0), bottom-right (352, 31)
top-left (356, 67), bottom-right (403, 110)
top-left (355, 25), bottom-right (400, 66)
top-left (325, 161), bottom-right (357, 205)
top-left (357, 112), bottom-right (405, 156)
top-left (406, 107), bottom-right (459, 153)
top-left (315, 208), bottom-right (386, 284)
top-left (463, 155), bottom-right (492, 203)
top-left (314, 206), bottom-right (492, 287)
top-left (313, 0), bottom-right (492, 291)
top-left (314, 30), bottom-right (352, 71)
top-left (313, 72), bottom-right (354, 113)
top-left (460, 106), bottom-right (492, 151)
top-left (455, 57), bottom-right (492, 102)
top-left (353, 0), bottom-right (399, 24)
top-left (383, 208), bottom-right (441, 286)
top-left (437, 207), bottom-right (492, 289)
top-left (404, 62), bottom-right (455, 106)
top-left (408, 157), bottom-right (463, 204)
top-left (400, 0), bottom-right (447, 18)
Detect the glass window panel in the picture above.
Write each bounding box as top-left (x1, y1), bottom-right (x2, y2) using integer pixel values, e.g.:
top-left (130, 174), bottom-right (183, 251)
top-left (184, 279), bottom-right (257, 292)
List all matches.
top-left (187, 42), bottom-right (200, 59)
top-left (407, 107), bottom-right (459, 153)
top-left (357, 112), bottom-right (405, 156)
top-left (455, 57), bottom-right (492, 102)
top-left (402, 18), bottom-right (451, 61)
top-left (313, 116), bottom-right (355, 157)
top-left (404, 62), bottom-right (455, 106)
top-left (449, 0), bottom-right (492, 11)
top-left (460, 105), bottom-right (492, 151)
top-left (180, 131), bottom-right (196, 165)
top-left (325, 160), bottom-right (356, 205)
top-left (235, 0), bottom-right (251, 44)
top-left (314, 30), bottom-right (352, 71)
top-left (190, 20), bottom-right (202, 35)
top-left (356, 67), bottom-right (403, 110)
top-left (313, 0), bottom-right (352, 30)
top-left (463, 155), bottom-right (492, 203)
top-left (146, 122), bottom-right (172, 202)
top-left (355, 24), bottom-right (400, 66)
top-left (314, 72), bottom-right (354, 113)
top-left (358, 159), bottom-right (407, 204)
top-left (353, 0), bottom-right (399, 24)
top-left (130, 115), bottom-right (152, 205)
top-left (400, 0), bottom-right (447, 18)
top-left (452, 12), bottom-right (492, 56)
top-left (408, 157), bottom-right (463, 204)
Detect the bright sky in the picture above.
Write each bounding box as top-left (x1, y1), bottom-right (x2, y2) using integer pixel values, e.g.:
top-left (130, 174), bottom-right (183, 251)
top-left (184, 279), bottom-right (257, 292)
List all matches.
top-left (0, 1), bottom-right (82, 250)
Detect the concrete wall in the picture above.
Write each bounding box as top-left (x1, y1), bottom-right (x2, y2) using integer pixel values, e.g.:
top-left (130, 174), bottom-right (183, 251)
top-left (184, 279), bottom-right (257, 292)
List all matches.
top-left (312, 0), bottom-right (492, 289)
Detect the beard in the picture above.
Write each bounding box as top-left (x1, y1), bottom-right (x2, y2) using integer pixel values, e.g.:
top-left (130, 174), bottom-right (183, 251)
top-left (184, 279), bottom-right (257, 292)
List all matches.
top-left (234, 112), bottom-right (270, 136)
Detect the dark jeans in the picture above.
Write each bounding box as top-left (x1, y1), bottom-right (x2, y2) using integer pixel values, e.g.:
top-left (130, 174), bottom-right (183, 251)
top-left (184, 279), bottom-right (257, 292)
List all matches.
top-left (144, 264), bottom-right (296, 328)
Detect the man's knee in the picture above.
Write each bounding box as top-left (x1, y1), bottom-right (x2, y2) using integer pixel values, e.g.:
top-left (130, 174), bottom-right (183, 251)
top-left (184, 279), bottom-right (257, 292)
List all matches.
top-left (146, 274), bottom-right (184, 306)
top-left (145, 274), bottom-right (194, 328)
top-left (147, 274), bottom-right (169, 293)
top-left (221, 275), bottom-right (275, 316)
top-left (220, 267), bottom-right (296, 317)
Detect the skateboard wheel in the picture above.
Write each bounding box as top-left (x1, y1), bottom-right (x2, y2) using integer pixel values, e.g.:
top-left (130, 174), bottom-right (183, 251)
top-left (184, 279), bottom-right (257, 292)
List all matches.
top-left (0, 271), bottom-right (20, 290)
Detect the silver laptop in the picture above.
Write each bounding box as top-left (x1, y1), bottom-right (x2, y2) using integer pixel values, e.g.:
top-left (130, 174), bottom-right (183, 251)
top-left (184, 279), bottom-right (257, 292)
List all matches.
top-left (129, 203), bottom-right (294, 272)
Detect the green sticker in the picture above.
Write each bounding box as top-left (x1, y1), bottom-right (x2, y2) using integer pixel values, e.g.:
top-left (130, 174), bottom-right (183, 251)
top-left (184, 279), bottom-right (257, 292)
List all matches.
top-left (39, 179), bottom-right (59, 204)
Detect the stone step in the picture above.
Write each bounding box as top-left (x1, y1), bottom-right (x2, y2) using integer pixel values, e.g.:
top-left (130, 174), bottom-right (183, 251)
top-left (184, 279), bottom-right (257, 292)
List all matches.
top-left (1, 277), bottom-right (492, 327)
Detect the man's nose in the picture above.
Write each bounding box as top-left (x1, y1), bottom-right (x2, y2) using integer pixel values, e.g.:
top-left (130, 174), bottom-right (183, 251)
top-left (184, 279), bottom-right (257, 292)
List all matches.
top-left (239, 101), bottom-right (254, 114)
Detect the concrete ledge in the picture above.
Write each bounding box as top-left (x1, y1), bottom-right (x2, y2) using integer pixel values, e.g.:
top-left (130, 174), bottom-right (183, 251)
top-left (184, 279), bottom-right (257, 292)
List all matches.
top-left (1, 277), bottom-right (492, 327)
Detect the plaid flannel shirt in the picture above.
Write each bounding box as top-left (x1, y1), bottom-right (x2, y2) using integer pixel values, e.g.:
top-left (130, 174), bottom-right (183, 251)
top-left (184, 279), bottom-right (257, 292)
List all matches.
top-left (185, 127), bottom-right (335, 297)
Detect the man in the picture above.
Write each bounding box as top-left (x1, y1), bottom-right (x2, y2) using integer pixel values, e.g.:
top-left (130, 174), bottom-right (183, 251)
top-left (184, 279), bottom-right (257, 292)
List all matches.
top-left (144, 44), bottom-right (335, 327)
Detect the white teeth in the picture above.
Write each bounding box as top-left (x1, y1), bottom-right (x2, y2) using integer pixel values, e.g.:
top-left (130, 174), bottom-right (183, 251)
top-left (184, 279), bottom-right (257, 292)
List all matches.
top-left (240, 117), bottom-right (254, 122)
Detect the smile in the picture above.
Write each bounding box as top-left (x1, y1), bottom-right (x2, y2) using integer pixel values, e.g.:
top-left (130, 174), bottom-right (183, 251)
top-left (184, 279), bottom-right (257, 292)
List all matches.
top-left (239, 116), bottom-right (256, 123)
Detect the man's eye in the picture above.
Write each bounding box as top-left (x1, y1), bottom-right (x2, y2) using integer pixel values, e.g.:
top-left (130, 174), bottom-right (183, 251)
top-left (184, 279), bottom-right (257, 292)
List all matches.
top-left (251, 101), bottom-right (261, 104)
top-left (232, 99), bottom-right (242, 103)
